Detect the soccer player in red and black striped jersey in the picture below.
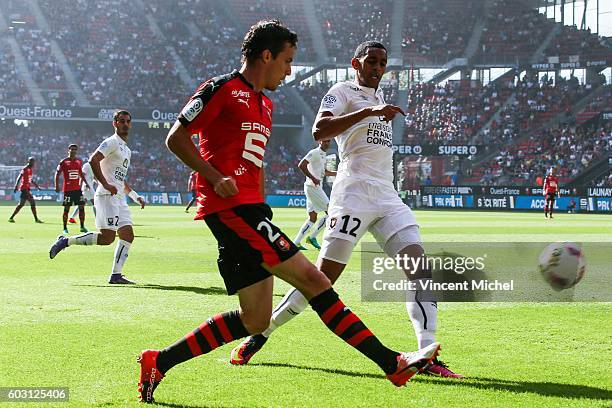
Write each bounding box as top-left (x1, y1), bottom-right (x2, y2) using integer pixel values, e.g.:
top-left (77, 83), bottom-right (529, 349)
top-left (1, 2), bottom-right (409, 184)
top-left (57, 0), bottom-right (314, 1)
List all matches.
top-left (543, 167), bottom-right (560, 218)
top-left (137, 20), bottom-right (439, 404)
top-left (55, 144), bottom-right (88, 233)
top-left (8, 157), bottom-right (43, 223)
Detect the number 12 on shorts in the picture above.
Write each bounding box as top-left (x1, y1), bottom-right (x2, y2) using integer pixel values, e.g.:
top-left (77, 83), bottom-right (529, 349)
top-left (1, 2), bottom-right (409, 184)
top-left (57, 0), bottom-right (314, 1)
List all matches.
top-left (330, 215), bottom-right (361, 237)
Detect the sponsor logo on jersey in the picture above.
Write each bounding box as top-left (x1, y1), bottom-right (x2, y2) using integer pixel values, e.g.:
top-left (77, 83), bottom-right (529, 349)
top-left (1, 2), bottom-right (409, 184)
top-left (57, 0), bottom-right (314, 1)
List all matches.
top-left (237, 98), bottom-right (250, 109)
top-left (234, 164), bottom-right (247, 176)
top-left (181, 98), bottom-right (203, 122)
top-left (231, 90), bottom-right (251, 98)
top-left (241, 122), bottom-right (271, 137)
top-left (322, 94), bottom-right (337, 109)
top-left (366, 122), bottom-right (393, 148)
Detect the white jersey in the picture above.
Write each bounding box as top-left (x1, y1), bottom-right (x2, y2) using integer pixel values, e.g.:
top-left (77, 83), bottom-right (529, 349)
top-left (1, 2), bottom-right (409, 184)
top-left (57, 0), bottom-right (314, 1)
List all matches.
top-left (302, 146), bottom-right (327, 187)
top-left (315, 81), bottom-right (393, 186)
top-left (94, 133), bottom-right (131, 197)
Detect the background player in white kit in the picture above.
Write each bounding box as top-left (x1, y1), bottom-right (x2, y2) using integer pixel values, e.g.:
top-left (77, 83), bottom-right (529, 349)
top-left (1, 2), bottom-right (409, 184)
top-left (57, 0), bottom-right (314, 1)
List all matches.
top-left (293, 139), bottom-right (336, 250)
top-left (68, 160), bottom-right (96, 224)
top-left (49, 110), bottom-right (146, 285)
top-left (231, 41), bottom-right (462, 378)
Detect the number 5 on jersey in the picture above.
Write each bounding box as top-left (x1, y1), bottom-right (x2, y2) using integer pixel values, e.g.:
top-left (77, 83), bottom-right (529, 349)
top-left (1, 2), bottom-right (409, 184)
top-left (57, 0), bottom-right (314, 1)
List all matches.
top-left (242, 132), bottom-right (267, 168)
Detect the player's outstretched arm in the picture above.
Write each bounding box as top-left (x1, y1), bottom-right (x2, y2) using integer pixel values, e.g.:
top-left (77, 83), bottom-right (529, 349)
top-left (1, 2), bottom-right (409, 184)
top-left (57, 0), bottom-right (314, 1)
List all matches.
top-left (89, 152), bottom-right (117, 195)
top-left (166, 121), bottom-right (237, 198)
top-left (32, 179), bottom-right (41, 190)
top-left (313, 104), bottom-right (404, 141)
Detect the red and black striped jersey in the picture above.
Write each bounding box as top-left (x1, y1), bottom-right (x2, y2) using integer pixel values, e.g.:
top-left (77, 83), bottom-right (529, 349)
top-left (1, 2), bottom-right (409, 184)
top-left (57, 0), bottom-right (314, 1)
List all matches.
top-left (178, 70), bottom-right (273, 217)
top-left (544, 174), bottom-right (559, 194)
top-left (19, 166), bottom-right (33, 190)
top-left (56, 157), bottom-right (83, 192)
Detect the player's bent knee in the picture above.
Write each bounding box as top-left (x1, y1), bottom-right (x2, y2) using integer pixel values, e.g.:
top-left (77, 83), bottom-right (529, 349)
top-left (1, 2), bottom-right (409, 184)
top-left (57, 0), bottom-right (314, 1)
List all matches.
top-left (98, 230), bottom-right (116, 246)
top-left (300, 264), bottom-right (331, 291)
top-left (117, 226), bottom-right (134, 242)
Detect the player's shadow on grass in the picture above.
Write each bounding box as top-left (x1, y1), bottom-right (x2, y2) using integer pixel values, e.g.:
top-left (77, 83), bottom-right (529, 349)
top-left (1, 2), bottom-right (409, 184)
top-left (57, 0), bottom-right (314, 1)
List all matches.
top-left (74, 284), bottom-right (228, 296)
top-left (75, 284), bottom-right (286, 297)
top-left (255, 363), bottom-right (611, 401)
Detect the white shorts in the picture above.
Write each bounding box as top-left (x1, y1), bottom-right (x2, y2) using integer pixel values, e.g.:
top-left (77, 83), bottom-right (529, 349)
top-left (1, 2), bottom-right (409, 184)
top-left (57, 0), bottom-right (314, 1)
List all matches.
top-left (305, 183), bottom-right (329, 213)
top-left (320, 177), bottom-right (420, 264)
top-left (83, 188), bottom-right (95, 201)
top-left (94, 194), bottom-right (132, 231)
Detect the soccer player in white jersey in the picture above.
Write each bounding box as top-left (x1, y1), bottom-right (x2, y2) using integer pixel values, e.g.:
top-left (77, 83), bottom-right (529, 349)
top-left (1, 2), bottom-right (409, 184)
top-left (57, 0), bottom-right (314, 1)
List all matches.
top-left (68, 160), bottom-right (97, 223)
top-left (293, 139), bottom-right (336, 250)
top-left (230, 41), bottom-right (462, 378)
top-left (49, 110), bottom-right (146, 285)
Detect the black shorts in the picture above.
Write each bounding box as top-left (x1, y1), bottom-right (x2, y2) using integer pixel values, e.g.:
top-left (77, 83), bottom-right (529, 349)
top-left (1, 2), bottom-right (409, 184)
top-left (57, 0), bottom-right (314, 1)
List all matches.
top-left (19, 189), bottom-right (33, 203)
top-left (62, 190), bottom-right (85, 206)
top-left (204, 203), bottom-right (299, 295)
top-left (545, 193), bottom-right (557, 202)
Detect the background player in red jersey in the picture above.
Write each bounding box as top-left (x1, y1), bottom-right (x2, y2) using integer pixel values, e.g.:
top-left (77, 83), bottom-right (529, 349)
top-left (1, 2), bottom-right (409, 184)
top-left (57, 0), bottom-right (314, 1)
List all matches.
top-left (543, 167), bottom-right (560, 218)
top-left (184, 170), bottom-right (197, 213)
top-left (8, 157), bottom-right (43, 224)
top-left (55, 144), bottom-right (89, 233)
top-left (137, 20), bottom-right (439, 404)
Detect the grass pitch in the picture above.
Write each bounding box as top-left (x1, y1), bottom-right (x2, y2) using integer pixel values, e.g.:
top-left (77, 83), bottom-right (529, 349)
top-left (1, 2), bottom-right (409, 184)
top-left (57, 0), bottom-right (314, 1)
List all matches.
top-left (1, 205), bottom-right (611, 407)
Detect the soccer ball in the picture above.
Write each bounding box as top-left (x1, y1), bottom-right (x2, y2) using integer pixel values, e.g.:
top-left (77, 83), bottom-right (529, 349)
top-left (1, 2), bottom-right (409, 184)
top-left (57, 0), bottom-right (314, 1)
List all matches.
top-left (538, 242), bottom-right (586, 291)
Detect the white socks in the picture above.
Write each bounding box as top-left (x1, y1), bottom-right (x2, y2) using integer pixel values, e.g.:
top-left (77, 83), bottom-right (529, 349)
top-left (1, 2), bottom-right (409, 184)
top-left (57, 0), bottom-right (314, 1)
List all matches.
top-left (262, 288), bottom-right (309, 337)
top-left (406, 278), bottom-right (438, 349)
top-left (68, 232), bottom-right (100, 246)
top-left (111, 239), bottom-right (131, 275)
top-left (294, 220), bottom-right (313, 245)
top-left (309, 215), bottom-right (327, 239)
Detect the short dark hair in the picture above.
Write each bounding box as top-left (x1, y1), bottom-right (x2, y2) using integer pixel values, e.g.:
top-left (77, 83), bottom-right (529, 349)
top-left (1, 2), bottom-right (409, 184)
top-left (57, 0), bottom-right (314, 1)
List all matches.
top-left (113, 109), bottom-right (131, 122)
top-left (353, 41), bottom-right (387, 59)
top-left (68, 144), bottom-right (78, 149)
top-left (241, 20), bottom-right (298, 63)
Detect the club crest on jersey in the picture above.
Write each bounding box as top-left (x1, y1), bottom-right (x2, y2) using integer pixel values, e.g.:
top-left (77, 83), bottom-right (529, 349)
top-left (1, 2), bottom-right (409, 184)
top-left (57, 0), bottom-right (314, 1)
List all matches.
top-left (275, 236), bottom-right (291, 251)
top-left (181, 98), bottom-right (203, 121)
top-left (329, 217), bottom-right (337, 228)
